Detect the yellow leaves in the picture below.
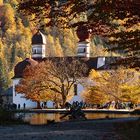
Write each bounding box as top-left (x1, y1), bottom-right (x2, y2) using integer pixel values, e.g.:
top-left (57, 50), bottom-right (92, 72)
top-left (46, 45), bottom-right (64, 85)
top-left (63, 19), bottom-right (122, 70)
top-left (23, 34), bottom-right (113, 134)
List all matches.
top-left (16, 61), bottom-right (58, 102)
top-left (89, 70), bottom-right (110, 86)
top-left (2, 4), bottom-right (16, 32)
top-left (54, 38), bottom-right (63, 57)
top-left (112, 17), bottom-right (140, 34)
top-left (82, 87), bottom-right (108, 104)
top-left (0, 40), bottom-right (4, 58)
top-left (89, 69), bottom-right (100, 79)
top-left (120, 83), bottom-right (140, 103)
top-left (86, 68), bottom-right (140, 103)
top-left (0, 0), bottom-right (3, 5)
top-left (16, 58), bottom-right (87, 106)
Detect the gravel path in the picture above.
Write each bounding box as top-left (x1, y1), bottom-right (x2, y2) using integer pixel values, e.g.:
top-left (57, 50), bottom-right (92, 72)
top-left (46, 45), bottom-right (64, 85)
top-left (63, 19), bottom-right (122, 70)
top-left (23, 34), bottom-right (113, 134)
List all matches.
top-left (0, 117), bottom-right (138, 140)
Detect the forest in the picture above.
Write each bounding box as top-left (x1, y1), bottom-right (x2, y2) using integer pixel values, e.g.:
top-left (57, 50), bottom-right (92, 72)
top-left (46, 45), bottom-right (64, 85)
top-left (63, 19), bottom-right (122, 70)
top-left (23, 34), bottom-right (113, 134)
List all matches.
top-left (0, 0), bottom-right (115, 91)
top-left (0, 0), bottom-right (139, 96)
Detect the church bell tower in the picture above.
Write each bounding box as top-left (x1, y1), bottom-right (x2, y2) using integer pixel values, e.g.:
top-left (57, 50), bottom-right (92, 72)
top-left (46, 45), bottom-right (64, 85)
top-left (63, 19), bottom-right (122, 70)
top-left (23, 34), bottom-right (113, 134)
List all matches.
top-left (31, 31), bottom-right (46, 59)
top-left (76, 25), bottom-right (91, 58)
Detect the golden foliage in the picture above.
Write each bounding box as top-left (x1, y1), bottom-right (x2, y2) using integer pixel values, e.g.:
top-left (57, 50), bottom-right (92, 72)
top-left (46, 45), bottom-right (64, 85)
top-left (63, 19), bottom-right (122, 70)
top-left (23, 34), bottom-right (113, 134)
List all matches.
top-left (16, 63), bottom-right (51, 102)
top-left (84, 67), bottom-right (140, 104)
top-left (16, 58), bottom-right (88, 107)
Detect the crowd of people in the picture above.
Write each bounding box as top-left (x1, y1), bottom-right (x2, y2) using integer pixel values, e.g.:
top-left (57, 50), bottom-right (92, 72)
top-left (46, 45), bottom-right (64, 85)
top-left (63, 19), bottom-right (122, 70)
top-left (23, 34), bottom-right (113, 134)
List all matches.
top-left (98, 101), bottom-right (136, 110)
top-left (65, 101), bottom-right (138, 110)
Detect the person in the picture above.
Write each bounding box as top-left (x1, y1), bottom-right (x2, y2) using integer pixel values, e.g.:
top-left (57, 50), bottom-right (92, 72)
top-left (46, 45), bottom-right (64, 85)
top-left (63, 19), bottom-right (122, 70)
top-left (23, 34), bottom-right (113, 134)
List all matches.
top-left (44, 102), bottom-right (46, 108)
top-left (41, 103), bottom-right (44, 108)
top-left (12, 103), bottom-right (17, 110)
top-left (23, 103), bottom-right (26, 109)
top-left (18, 104), bottom-right (20, 109)
top-left (110, 101), bottom-right (115, 109)
top-left (129, 102), bottom-right (134, 109)
top-left (65, 102), bottom-right (71, 109)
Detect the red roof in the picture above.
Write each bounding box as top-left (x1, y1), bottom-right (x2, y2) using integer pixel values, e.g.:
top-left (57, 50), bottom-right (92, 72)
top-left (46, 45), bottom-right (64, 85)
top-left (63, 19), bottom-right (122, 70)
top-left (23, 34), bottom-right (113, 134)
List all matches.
top-left (13, 58), bottom-right (38, 78)
top-left (13, 56), bottom-right (119, 79)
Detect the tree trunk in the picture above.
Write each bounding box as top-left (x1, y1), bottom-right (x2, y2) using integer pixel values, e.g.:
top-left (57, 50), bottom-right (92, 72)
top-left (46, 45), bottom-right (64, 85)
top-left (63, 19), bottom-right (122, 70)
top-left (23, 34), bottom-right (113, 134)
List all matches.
top-left (61, 95), bottom-right (66, 108)
top-left (37, 101), bottom-right (41, 109)
top-left (61, 85), bottom-right (67, 108)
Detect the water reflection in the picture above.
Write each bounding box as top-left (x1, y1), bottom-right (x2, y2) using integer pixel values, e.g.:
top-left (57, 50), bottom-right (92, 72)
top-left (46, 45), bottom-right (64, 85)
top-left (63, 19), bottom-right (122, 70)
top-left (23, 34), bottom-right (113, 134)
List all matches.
top-left (21, 113), bottom-right (139, 125)
top-left (86, 113), bottom-right (138, 119)
top-left (23, 113), bottom-right (62, 125)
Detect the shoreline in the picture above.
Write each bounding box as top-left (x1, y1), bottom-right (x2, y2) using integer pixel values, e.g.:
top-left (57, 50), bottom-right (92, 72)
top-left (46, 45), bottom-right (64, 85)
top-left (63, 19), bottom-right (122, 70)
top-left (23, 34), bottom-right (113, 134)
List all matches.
top-left (13, 108), bottom-right (136, 114)
top-left (0, 117), bottom-right (139, 140)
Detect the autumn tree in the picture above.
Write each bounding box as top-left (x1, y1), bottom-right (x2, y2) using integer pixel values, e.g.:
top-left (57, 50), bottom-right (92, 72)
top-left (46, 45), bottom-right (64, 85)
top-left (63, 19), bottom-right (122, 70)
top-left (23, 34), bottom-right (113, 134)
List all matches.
top-left (18, 0), bottom-right (140, 67)
top-left (16, 63), bottom-right (53, 108)
top-left (1, 3), bottom-right (16, 33)
top-left (16, 58), bottom-right (88, 108)
top-left (83, 68), bottom-right (140, 104)
top-left (0, 0), bottom-right (86, 91)
top-left (0, 0), bottom-right (3, 5)
top-left (83, 86), bottom-right (108, 105)
top-left (0, 1), bottom-right (33, 90)
top-left (121, 78), bottom-right (140, 103)
top-left (43, 58), bottom-right (88, 107)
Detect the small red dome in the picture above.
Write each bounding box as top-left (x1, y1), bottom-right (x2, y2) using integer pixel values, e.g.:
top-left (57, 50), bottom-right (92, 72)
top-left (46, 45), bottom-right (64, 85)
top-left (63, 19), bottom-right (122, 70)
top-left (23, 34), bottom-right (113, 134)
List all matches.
top-left (76, 25), bottom-right (90, 42)
top-left (13, 58), bottom-right (38, 78)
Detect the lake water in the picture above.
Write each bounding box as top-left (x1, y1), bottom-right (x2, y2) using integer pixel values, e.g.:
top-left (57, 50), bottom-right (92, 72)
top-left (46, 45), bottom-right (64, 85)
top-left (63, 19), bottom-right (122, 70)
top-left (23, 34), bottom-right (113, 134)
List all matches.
top-left (17, 112), bottom-right (140, 125)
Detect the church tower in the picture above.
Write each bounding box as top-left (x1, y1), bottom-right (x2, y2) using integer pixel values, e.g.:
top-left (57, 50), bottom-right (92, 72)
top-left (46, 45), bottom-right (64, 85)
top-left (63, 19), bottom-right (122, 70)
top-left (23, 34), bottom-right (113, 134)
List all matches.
top-left (31, 31), bottom-right (46, 59)
top-left (76, 25), bottom-right (91, 58)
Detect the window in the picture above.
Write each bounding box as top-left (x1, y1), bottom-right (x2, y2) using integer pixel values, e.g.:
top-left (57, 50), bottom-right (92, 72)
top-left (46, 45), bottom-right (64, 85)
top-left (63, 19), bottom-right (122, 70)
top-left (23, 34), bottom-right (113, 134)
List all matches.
top-left (32, 48), bottom-right (42, 54)
top-left (78, 48), bottom-right (86, 53)
top-left (74, 84), bottom-right (77, 95)
top-left (32, 49), bottom-right (37, 54)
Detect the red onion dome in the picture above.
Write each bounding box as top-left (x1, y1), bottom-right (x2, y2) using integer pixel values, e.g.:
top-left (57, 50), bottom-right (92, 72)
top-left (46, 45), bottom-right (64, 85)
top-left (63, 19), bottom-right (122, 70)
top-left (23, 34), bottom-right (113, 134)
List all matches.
top-left (76, 25), bottom-right (90, 42)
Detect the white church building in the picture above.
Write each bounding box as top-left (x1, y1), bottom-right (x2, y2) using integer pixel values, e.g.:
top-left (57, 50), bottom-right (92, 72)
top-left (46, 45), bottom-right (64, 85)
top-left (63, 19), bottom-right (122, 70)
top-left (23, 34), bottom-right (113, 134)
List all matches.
top-left (12, 26), bottom-right (118, 109)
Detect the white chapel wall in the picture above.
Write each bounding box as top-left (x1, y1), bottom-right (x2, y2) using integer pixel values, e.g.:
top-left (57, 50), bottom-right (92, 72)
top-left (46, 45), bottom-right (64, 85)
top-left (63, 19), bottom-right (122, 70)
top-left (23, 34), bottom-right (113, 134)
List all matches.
top-left (13, 78), bottom-right (37, 109)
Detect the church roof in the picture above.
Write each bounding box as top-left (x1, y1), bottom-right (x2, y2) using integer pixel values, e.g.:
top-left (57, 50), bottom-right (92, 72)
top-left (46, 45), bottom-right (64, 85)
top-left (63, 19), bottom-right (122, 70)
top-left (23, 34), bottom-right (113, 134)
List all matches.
top-left (13, 58), bottom-right (38, 79)
top-left (13, 56), bottom-right (119, 79)
top-left (32, 31), bottom-right (46, 45)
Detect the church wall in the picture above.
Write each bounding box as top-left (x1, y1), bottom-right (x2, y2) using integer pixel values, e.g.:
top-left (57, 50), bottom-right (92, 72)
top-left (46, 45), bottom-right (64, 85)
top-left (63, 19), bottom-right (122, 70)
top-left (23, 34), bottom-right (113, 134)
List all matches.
top-left (97, 57), bottom-right (105, 68)
top-left (69, 78), bottom-right (88, 104)
top-left (13, 78), bottom-right (37, 109)
top-left (69, 83), bottom-right (84, 103)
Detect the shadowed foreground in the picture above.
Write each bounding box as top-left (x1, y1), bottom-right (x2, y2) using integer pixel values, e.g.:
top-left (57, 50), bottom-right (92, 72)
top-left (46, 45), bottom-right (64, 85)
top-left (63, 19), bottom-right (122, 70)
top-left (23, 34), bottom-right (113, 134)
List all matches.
top-left (0, 118), bottom-right (139, 140)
